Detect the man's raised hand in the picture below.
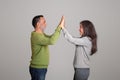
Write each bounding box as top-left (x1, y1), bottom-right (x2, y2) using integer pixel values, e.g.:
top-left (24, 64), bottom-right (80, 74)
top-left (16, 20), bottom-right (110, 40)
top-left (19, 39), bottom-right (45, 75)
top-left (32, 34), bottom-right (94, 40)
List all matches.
top-left (59, 16), bottom-right (65, 29)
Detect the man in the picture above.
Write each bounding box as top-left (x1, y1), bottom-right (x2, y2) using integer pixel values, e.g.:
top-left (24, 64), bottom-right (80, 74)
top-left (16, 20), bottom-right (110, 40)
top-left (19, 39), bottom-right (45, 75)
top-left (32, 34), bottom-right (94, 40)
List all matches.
top-left (29, 15), bottom-right (64, 80)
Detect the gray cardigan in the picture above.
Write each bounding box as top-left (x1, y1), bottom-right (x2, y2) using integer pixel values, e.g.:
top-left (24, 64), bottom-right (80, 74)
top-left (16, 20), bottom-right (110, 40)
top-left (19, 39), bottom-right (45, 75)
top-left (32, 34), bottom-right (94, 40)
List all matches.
top-left (62, 28), bottom-right (92, 68)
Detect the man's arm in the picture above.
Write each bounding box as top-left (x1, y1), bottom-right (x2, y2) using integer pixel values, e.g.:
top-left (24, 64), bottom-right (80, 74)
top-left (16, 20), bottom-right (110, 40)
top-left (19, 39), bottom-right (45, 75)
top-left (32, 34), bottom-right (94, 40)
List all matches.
top-left (34, 16), bottom-right (64, 45)
top-left (35, 26), bottom-right (61, 45)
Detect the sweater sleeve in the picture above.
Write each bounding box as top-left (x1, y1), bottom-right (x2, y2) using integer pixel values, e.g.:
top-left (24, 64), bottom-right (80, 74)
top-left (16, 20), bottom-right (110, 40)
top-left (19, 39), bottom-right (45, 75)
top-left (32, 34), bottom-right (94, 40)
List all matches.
top-left (34, 26), bottom-right (61, 45)
top-left (62, 28), bottom-right (87, 46)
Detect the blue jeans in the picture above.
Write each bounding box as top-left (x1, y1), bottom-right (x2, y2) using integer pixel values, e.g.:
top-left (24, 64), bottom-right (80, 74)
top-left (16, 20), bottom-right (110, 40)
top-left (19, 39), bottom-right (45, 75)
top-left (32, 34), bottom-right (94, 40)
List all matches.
top-left (29, 67), bottom-right (47, 80)
top-left (74, 68), bottom-right (90, 80)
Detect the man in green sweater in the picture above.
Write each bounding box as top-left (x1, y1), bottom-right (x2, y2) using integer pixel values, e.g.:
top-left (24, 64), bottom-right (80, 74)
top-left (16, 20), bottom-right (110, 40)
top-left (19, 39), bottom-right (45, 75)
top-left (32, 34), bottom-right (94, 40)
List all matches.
top-left (29, 15), bottom-right (64, 80)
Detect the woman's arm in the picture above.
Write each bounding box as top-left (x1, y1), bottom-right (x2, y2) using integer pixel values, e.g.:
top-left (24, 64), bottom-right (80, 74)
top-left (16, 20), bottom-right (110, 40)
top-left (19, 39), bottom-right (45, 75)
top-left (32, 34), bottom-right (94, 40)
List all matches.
top-left (62, 28), bottom-right (87, 46)
top-left (60, 16), bottom-right (87, 45)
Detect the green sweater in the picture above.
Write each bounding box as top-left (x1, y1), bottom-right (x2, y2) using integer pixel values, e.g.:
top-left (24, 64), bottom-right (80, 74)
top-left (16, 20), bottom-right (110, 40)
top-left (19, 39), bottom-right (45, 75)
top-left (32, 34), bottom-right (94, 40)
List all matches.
top-left (30, 26), bottom-right (61, 68)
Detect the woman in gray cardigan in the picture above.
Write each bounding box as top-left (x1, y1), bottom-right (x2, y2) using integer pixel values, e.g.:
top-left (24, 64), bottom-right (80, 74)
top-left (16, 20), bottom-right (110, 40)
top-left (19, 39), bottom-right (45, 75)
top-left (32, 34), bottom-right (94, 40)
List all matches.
top-left (61, 17), bottom-right (97, 80)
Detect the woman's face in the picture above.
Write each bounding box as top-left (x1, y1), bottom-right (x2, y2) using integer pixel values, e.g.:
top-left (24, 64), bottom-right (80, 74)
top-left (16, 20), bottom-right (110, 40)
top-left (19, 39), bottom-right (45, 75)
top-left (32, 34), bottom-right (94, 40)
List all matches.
top-left (79, 24), bottom-right (84, 36)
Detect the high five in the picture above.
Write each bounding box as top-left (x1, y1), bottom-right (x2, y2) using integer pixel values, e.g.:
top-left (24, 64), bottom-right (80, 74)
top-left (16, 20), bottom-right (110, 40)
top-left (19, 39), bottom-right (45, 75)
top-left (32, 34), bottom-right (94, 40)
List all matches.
top-left (29, 15), bottom-right (97, 80)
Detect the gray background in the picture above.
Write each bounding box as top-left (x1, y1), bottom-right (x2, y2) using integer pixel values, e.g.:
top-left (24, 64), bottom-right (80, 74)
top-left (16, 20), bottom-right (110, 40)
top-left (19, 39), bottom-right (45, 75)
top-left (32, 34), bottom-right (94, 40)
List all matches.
top-left (0, 0), bottom-right (120, 80)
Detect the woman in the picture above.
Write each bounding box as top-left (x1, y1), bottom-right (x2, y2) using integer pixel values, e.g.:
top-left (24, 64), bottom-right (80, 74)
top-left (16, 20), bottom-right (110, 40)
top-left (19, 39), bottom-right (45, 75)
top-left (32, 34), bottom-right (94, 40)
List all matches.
top-left (61, 17), bottom-right (97, 80)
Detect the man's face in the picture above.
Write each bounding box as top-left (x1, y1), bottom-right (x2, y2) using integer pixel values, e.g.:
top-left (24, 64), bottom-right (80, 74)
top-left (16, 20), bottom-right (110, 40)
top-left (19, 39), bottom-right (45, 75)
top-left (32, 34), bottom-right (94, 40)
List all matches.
top-left (37, 17), bottom-right (46, 31)
top-left (39, 17), bottom-right (46, 27)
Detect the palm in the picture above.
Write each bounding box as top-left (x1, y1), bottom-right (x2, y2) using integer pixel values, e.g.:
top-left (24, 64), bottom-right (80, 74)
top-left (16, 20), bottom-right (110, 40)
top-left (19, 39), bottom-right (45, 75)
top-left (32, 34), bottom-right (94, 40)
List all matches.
top-left (59, 16), bottom-right (65, 28)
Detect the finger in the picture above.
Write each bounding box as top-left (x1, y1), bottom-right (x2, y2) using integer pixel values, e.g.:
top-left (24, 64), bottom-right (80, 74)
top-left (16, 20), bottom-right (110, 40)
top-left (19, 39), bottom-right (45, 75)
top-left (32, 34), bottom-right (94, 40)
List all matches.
top-left (62, 16), bottom-right (65, 20)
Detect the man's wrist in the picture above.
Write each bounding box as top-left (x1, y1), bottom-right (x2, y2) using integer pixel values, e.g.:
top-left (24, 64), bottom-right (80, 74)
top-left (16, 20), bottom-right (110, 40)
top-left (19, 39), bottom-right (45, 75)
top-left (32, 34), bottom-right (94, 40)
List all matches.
top-left (56, 26), bottom-right (62, 31)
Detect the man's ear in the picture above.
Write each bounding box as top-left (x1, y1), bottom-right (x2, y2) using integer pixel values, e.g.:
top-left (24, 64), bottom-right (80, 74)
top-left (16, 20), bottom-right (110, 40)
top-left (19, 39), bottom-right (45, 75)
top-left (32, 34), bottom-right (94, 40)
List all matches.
top-left (37, 22), bottom-right (40, 27)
